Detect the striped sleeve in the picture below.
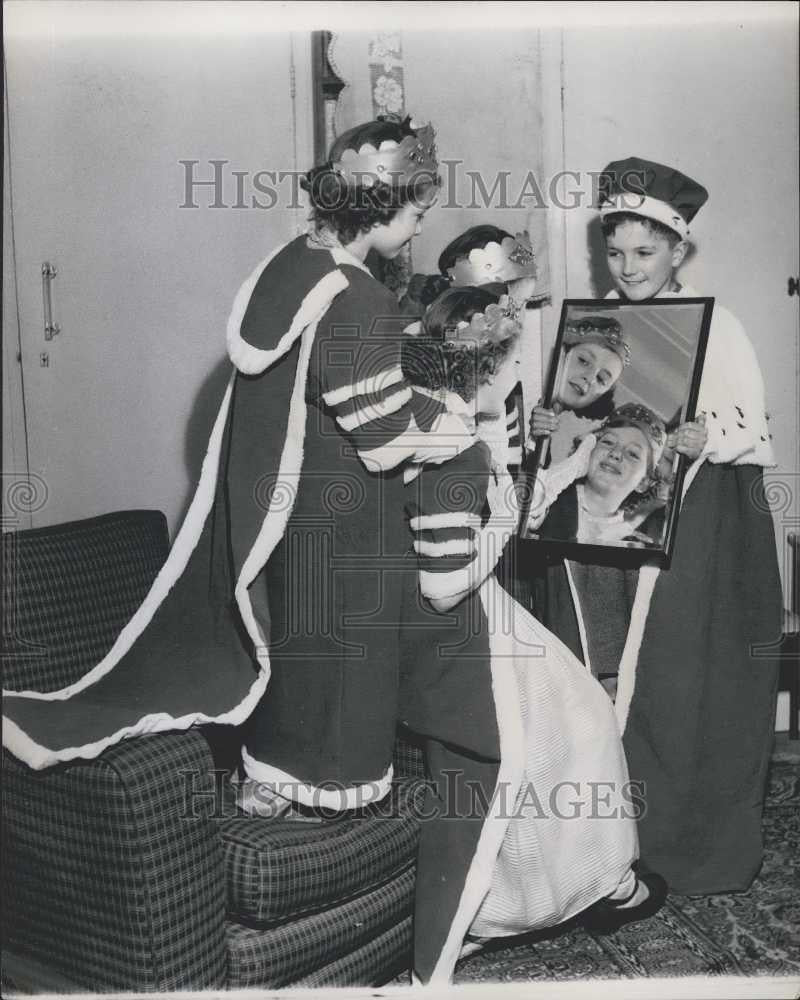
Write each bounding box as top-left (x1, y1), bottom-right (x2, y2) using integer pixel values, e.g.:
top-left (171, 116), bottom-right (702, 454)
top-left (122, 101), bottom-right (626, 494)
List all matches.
top-left (313, 278), bottom-right (424, 472)
top-left (316, 274), bottom-right (476, 473)
top-left (506, 387), bottom-right (524, 466)
top-left (407, 443), bottom-right (500, 602)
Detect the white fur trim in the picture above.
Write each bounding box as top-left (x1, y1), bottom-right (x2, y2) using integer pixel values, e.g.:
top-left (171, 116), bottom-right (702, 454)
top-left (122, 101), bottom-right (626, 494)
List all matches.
top-left (414, 538), bottom-right (474, 558)
top-left (410, 512), bottom-right (482, 531)
top-left (322, 365), bottom-right (405, 408)
top-left (4, 674), bottom-right (270, 771)
top-left (428, 576), bottom-right (525, 983)
top-left (227, 248), bottom-right (349, 375)
top-left (233, 279), bottom-right (344, 677)
top-left (230, 263), bottom-right (382, 805)
top-left (336, 385), bottom-right (412, 433)
top-left (563, 560), bottom-right (592, 673)
top-left (613, 566), bottom-right (659, 734)
top-left (613, 456), bottom-right (705, 734)
top-left (240, 746), bottom-right (393, 810)
top-left (600, 193), bottom-right (690, 239)
top-left (225, 243), bottom-right (287, 373)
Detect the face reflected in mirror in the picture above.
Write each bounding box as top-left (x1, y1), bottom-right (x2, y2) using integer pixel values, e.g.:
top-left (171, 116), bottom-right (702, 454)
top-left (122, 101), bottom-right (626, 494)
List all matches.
top-left (586, 425), bottom-right (650, 508)
top-left (557, 343), bottom-right (624, 411)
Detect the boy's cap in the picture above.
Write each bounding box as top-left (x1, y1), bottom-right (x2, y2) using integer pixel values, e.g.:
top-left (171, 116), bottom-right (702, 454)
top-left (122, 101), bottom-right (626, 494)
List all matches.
top-left (598, 156), bottom-right (708, 239)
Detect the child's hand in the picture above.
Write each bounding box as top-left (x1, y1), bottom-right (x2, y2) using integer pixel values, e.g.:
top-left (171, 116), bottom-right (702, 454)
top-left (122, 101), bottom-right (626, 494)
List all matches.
top-left (530, 405), bottom-right (560, 438)
top-left (667, 413), bottom-right (707, 460)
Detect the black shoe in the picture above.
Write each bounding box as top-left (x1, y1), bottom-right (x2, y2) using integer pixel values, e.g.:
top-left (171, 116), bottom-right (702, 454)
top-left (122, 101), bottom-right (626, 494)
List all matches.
top-left (581, 872), bottom-right (668, 934)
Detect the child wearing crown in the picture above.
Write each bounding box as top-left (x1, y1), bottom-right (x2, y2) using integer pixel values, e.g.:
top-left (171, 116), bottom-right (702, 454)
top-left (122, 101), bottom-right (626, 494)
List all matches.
top-left (528, 314), bottom-right (632, 469)
top-left (400, 286), bottom-right (667, 984)
top-left (539, 157), bottom-right (781, 897)
top-left (534, 403), bottom-right (668, 548)
top-left (3, 116), bottom-right (475, 823)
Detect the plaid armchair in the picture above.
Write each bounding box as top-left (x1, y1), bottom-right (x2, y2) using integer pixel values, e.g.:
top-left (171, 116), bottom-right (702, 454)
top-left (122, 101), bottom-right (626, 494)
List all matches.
top-left (2, 510), bottom-right (426, 991)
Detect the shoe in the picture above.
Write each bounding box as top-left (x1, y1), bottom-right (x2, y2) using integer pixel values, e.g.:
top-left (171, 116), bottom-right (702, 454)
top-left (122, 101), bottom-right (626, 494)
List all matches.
top-left (581, 872), bottom-right (668, 934)
top-left (458, 934), bottom-right (490, 961)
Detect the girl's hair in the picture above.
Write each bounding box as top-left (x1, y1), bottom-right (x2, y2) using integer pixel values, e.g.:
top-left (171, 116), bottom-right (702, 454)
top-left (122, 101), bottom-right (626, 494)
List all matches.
top-left (398, 272), bottom-right (451, 315)
top-left (438, 224), bottom-right (514, 276)
top-left (300, 118), bottom-right (439, 245)
top-left (403, 287), bottom-right (520, 403)
top-left (600, 211), bottom-right (682, 248)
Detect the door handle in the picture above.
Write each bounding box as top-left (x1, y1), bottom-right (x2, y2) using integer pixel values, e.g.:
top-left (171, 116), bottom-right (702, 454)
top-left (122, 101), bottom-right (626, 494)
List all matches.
top-left (41, 262), bottom-right (61, 340)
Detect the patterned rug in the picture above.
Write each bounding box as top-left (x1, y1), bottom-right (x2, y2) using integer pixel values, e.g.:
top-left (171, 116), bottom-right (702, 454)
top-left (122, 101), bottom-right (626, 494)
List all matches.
top-left (451, 750), bottom-right (800, 983)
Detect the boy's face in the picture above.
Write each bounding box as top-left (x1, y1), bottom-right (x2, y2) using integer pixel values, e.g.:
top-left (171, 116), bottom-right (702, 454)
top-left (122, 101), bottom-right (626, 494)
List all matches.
top-left (604, 220), bottom-right (687, 300)
top-left (559, 343), bottom-right (624, 410)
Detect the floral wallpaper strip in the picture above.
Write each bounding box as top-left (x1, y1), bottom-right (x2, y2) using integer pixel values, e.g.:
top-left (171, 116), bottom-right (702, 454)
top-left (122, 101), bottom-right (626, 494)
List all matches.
top-left (368, 33), bottom-right (412, 295)
top-left (369, 34), bottom-right (405, 117)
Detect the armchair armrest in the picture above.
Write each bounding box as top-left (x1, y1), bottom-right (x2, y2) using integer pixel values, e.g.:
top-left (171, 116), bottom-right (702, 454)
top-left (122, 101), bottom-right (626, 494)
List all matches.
top-left (2, 729), bottom-right (227, 992)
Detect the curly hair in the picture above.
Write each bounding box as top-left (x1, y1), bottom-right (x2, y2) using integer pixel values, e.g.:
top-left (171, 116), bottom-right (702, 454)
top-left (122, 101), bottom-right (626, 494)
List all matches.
top-left (398, 272), bottom-right (451, 315)
top-left (437, 224), bottom-right (514, 276)
top-left (600, 211), bottom-right (682, 248)
top-left (402, 287), bottom-right (519, 403)
top-left (300, 118), bottom-right (440, 245)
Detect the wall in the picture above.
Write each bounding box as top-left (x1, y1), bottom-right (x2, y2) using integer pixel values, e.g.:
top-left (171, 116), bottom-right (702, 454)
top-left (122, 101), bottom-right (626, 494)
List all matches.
top-left (3, 3), bottom-right (314, 535)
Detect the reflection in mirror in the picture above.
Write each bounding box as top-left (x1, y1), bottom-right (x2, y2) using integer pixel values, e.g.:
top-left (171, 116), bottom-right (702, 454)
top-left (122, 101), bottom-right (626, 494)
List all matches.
top-left (523, 298), bottom-right (714, 566)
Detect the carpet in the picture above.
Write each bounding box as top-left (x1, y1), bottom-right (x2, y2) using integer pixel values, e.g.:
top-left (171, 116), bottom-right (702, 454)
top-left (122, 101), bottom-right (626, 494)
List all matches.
top-left (450, 750), bottom-right (800, 983)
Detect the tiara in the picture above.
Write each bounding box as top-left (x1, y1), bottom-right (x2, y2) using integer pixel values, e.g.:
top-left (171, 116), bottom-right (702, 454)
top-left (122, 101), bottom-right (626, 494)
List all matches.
top-left (564, 316), bottom-right (631, 367)
top-left (449, 232), bottom-right (537, 287)
top-left (442, 294), bottom-right (522, 348)
top-left (605, 403), bottom-right (666, 447)
top-left (333, 122), bottom-right (438, 188)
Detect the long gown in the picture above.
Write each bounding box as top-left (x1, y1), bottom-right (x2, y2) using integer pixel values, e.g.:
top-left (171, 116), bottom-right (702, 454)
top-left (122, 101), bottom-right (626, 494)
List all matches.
top-left (399, 388), bottom-right (638, 983)
top-left (3, 235), bottom-right (468, 811)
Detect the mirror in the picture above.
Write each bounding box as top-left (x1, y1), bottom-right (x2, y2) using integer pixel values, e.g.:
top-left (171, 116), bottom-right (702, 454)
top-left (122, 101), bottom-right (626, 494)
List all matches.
top-left (521, 297), bottom-right (714, 567)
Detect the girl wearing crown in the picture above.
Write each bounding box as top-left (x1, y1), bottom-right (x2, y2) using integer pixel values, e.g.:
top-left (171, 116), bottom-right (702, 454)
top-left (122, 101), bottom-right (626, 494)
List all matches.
top-left (534, 404), bottom-right (668, 548)
top-left (399, 223), bottom-right (541, 469)
top-left (399, 286), bottom-right (666, 984)
top-left (528, 314), bottom-right (630, 468)
top-left (4, 116), bottom-right (469, 820)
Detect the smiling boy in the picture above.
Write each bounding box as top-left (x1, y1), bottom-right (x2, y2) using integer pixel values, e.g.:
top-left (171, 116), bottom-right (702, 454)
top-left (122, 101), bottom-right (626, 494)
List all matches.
top-left (590, 156), bottom-right (781, 895)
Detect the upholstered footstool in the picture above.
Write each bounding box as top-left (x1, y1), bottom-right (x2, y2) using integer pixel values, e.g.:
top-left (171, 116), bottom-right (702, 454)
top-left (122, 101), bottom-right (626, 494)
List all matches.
top-left (220, 780), bottom-right (426, 988)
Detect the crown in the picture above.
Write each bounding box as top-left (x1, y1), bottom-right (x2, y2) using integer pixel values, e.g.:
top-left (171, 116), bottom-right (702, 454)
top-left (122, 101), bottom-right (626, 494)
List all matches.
top-left (333, 120), bottom-right (438, 188)
top-left (442, 294), bottom-right (522, 348)
top-left (604, 403), bottom-right (666, 453)
top-left (564, 315), bottom-right (631, 367)
top-left (449, 232), bottom-right (537, 287)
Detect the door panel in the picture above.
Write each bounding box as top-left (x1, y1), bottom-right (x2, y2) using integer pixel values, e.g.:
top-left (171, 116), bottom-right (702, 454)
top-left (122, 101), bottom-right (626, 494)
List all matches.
top-left (4, 8), bottom-right (312, 532)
